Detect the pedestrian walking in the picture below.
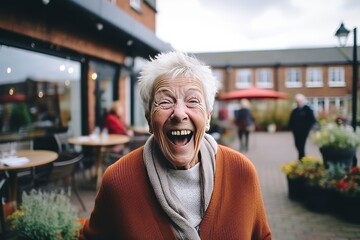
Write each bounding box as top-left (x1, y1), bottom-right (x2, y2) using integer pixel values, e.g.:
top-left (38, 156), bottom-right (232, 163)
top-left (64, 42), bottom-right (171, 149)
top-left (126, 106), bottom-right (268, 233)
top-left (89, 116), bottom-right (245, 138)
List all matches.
top-left (287, 93), bottom-right (316, 160)
top-left (234, 98), bottom-right (255, 152)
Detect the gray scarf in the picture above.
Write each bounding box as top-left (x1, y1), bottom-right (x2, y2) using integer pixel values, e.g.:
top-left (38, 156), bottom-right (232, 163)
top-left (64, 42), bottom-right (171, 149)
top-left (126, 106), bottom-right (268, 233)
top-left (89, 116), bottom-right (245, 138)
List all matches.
top-left (143, 134), bottom-right (217, 239)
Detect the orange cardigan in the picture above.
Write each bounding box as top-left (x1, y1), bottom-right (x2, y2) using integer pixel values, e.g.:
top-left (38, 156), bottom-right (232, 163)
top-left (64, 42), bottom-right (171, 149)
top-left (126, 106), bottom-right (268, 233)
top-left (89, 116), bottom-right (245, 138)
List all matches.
top-left (79, 145), bottom-right (272, 240)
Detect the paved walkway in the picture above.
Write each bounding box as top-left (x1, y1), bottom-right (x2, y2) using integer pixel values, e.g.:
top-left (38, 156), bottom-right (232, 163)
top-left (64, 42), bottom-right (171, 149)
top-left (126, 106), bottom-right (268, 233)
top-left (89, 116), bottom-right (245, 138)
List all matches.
top-left (73, 131), bottom-right (360, 240)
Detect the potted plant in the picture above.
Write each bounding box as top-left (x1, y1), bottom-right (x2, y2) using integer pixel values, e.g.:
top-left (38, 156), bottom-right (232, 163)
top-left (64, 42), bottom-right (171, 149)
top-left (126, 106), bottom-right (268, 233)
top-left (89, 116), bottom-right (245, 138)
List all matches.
top-left (311, 122), bottom-right (360, 169)
top-left (281, 156), bottom-right (323, 201)
top-left (8, 189), bottom-right (82, 240)
top-left (302, 162), bottom-right (346, 213)
top-left (334, 166), bottom-right (360, 223)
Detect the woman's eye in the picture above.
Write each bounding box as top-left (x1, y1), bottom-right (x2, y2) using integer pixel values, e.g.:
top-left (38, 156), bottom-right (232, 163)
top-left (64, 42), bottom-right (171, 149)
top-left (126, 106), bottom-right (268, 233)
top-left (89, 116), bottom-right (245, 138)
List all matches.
top-left (186, 98), bottom-right (200, 107)
top-left (157, 100), bottom-right (174, 109)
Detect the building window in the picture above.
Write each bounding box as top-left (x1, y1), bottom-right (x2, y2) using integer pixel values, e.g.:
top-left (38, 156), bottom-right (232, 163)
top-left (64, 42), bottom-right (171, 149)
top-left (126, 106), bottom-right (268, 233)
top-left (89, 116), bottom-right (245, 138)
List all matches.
top-left (256, 68), bottom-right (273, 88)
top-left (306, 67), bottom-right (323, 87)
top-left (328, 67), bottom-right (345, 87)
top-left (0, 46), bottom-right (82, 136)
top-left (130, 0), bottom-right (141, 11)
top-left (285, 68), bottom-right (302, 88)
top-left (308, 97), bottom-right (348, 118)
top-left (235, 69), bottom-right (252, 88)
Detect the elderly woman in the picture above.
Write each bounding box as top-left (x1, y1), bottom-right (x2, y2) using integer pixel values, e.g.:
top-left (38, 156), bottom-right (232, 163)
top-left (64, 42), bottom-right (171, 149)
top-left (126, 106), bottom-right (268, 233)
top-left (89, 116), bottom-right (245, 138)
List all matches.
top-left (79, 52), bottom-right (272, 239)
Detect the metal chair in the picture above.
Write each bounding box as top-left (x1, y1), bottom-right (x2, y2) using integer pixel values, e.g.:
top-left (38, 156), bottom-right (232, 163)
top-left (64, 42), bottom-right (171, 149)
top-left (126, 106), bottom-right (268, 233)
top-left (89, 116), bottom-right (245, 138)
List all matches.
top-left (104, 134), bottom-right (150, 166)
top-left (34, 152), bottom-right (86, 211)
top-left (32, 133), bottom-right (86, 211)
top-left (127, 135), bottom-right (150, 151)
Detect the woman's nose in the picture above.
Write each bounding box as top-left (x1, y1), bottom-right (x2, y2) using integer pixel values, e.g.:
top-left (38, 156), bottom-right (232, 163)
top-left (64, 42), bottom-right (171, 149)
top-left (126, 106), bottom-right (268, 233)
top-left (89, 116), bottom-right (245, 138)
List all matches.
top-left (171, 101), bottom-right (188, 121)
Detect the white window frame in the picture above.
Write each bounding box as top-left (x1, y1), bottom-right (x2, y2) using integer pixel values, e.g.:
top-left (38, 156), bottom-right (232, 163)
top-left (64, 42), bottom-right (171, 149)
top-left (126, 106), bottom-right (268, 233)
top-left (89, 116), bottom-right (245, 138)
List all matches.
top-left (213, 69), bottom-right (222, 82)
top-left (256, 68), bottom-right (273, 88)
top-left (235, 69), bottom-right (252, 88)
top-left (328, 67), bottom-right (345, 87)
top-left (306, 67), bottom-right (323, 87)
top-left (285, 68), bottom-right (302, 88)
top-left (130, 0), bottom-right (141, 11)
top-left (308, 97), bottom-right (348, 117)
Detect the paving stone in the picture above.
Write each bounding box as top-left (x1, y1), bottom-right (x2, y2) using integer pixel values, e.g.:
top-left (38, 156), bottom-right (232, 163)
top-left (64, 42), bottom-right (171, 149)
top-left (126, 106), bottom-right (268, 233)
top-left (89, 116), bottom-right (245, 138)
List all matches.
top-left (71, 131), bottom-right (360, 239)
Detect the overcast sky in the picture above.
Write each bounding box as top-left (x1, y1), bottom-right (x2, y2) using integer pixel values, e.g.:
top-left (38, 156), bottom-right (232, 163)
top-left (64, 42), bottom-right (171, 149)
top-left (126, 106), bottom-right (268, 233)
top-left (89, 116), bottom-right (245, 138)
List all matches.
top-left (156, 0), bottom-right (360, 53)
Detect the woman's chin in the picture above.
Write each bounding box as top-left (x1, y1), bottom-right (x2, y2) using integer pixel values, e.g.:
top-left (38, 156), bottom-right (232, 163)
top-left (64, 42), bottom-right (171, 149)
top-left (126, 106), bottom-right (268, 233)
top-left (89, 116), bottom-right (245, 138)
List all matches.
top-left (167, 154), bottom-right (195, 169)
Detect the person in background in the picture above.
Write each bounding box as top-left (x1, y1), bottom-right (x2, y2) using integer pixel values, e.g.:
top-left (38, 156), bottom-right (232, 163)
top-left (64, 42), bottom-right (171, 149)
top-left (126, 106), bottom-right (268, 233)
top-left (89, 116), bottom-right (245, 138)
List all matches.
top-left (103, 100), bottom-right (134, 156)
top-left (234, 98), bottom-right (255, 152)
top-left (79, 51), bottom-right (272, 239)
top-left (288, 93), bottom-right (316, 160)
top-left (103, 100), bottom-right (134, 137)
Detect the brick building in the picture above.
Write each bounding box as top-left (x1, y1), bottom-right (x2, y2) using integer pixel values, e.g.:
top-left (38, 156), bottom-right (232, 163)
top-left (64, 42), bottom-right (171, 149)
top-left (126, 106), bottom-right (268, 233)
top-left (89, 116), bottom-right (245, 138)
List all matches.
top-left (0, 0), bottom-right (173, 137)
top-left (195, 47), bottom-right (360, 126)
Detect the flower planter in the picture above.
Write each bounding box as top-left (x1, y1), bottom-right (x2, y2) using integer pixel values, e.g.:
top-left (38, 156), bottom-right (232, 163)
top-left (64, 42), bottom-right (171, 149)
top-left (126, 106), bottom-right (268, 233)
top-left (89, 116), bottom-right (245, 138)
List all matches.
top-left (304, 185), bottom-right (337, 213)
top-left (336, 194), bottom-right (360, 224)
top-left (286, 177), bottom-right (306, 201)
top-left (319, 147), bottom-right (356, 169)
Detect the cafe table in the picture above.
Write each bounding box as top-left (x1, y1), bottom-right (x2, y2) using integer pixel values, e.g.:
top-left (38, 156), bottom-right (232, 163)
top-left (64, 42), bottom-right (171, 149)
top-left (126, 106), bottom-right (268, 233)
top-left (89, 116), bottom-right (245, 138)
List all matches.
top-left (0, 129), bottom-right (46, 143)
top-left (67, 134), bottom-right (130, 190)
top-left (131, 126), bottom-right (150, 136)
top-left (0, 150), bottom-right (58, 206)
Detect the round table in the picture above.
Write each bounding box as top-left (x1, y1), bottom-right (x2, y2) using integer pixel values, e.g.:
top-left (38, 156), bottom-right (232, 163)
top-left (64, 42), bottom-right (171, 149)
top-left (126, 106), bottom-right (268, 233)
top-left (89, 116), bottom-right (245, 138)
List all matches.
top-left (131, 126), bottom-right (150, 136)
top-left (0, 150), bottom-right (58, 204)
top-left (68, 134), bottom-right (130, 190)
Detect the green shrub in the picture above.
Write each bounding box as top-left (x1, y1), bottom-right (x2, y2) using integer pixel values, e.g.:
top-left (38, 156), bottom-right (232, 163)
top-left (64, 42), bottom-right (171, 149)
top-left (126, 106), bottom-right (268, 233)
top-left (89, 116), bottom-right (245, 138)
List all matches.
top-left (8, 189), bottom-right (81, 240)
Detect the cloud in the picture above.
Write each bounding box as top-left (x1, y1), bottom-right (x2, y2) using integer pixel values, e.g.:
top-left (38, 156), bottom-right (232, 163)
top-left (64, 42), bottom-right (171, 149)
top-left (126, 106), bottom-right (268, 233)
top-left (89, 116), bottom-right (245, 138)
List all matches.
top-left (156, 0), bottom-right (360, 52)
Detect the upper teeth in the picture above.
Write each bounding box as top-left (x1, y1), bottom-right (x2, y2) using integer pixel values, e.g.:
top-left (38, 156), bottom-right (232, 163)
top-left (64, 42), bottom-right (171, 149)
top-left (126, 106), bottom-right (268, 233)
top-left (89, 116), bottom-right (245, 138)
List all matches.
top-left (170, 130), bottom-right (191, 136)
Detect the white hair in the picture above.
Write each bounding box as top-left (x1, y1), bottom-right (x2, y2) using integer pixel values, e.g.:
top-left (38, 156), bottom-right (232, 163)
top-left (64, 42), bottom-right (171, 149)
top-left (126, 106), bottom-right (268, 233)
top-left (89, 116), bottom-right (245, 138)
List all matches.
top-left (240, 98), bottom-right (251, 109)
top-left (137, 51), bottom-right (222, 115)
top-left (295, 93), bottom-right (307, 106)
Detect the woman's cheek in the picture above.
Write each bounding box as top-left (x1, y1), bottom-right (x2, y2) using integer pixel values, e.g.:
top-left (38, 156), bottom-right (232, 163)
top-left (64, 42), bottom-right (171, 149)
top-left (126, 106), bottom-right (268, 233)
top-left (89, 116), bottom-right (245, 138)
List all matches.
top-left (150, 109), bottom-right (167, 140)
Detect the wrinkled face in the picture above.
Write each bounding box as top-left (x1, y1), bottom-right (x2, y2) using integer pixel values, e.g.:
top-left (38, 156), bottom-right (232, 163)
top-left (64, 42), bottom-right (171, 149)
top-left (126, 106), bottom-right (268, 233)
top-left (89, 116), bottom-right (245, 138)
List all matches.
top-left (147, 76), bottom-right (210, 169)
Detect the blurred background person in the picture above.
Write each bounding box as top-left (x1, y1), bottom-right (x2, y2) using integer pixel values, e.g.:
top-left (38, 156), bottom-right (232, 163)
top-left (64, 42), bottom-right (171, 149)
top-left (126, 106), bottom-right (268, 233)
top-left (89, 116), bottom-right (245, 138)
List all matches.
top-left (287, 93), bottom-right (316, 160)
top-left (103, 100), bottom-right (133, 137)
top-left (103, 100), bottom-right (134, 156)
top-left (234, 98), bottom-right (255, 152)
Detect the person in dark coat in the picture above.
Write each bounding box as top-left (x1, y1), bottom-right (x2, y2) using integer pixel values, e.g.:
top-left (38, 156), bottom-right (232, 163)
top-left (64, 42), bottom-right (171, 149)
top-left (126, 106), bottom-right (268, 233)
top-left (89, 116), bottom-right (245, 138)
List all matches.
top-left (234, 98), bottom-right (255, 152)
top-left (288, 94), bottom-right (317, 160)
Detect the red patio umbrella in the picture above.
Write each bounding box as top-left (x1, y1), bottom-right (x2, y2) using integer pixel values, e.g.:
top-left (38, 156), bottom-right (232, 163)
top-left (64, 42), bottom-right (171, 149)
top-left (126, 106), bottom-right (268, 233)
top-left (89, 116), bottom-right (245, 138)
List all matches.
top-left (217, 87), bottom-right (288, 101)
top-left (0, 94), bottom-right (28, 103)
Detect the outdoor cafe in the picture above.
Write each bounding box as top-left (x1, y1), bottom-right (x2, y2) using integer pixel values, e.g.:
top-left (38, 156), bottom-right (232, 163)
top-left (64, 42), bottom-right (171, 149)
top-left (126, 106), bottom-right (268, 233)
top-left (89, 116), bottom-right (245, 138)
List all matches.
top-left (0, 47), bottom-right (150, 234)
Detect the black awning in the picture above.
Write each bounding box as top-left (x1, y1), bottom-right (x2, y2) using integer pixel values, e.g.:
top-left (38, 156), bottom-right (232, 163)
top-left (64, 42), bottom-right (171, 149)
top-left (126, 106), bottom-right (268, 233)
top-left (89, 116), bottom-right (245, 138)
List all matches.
top-left (67, 0), bottom-right (174, 58)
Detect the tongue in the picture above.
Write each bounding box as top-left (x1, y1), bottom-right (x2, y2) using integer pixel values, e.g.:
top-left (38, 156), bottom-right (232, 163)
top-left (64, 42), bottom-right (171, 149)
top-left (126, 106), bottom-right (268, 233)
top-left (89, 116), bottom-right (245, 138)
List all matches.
top-left (173, 137), bottom-right (188, 146)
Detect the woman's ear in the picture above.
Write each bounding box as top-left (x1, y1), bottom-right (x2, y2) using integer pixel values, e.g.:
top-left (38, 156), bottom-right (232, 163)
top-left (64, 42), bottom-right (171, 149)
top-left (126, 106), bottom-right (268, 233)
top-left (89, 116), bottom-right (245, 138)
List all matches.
top-left (206, 112), bottom-right (212, 131)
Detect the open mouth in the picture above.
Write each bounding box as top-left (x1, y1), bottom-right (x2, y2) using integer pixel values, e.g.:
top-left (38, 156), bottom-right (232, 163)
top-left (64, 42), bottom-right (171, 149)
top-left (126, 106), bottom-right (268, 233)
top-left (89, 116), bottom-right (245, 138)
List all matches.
top-left (167, 130), bottom-right (193, 145)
